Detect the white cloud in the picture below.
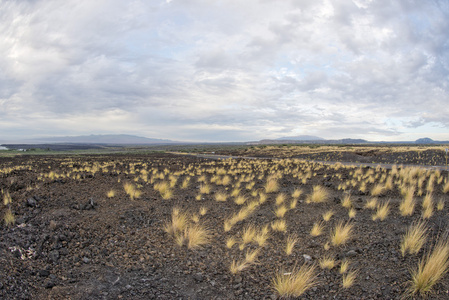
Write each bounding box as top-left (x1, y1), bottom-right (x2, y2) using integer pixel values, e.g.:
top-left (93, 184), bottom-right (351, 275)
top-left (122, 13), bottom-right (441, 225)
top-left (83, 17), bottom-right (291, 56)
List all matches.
top-left (0, 0), bottom-right (448, 142)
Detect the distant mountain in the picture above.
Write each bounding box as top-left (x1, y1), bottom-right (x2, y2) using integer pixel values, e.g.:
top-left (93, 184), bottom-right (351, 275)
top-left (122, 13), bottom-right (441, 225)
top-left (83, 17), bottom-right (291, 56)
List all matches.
top-left (415, 137), bottom-right (434, 144)
top-left (21, 134), bottom-right (177, 145)
top-left (277, 135), bottom-right (324, 141)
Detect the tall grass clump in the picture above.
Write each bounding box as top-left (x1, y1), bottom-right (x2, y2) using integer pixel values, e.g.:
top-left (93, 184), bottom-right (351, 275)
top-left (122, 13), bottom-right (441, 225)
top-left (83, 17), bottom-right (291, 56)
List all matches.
top-left (406, 239), bottom-right (449, 297)
top-left (400, 221), bottom-right (427, 257)
top-left (310, 221), bottom-right (325, 237)
top-left (342, 270), bottom-right (358, 288)
top-left (330, 221), bottom-right (354, 246)
top-left (265, 176), bottom-right (279, 193)
top-left (399, 186), bottom-right (415, 216)
top-left (271, 264), bottom-right (318, 298)
top-left (4, 209), bottom-right (15, 226)
top-left (124, 182), bottom-right (142, 200)
top-left (372, 201), bottom-right (390, 221)
top-left (285, 235), bottom-right (298, 255)
top-left (306, 186), bottom-right (329, 203)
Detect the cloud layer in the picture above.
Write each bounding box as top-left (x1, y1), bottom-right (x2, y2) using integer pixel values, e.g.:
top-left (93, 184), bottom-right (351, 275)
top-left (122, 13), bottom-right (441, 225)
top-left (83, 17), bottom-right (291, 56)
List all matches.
top-left (1, 0), bottom-right (448, 141)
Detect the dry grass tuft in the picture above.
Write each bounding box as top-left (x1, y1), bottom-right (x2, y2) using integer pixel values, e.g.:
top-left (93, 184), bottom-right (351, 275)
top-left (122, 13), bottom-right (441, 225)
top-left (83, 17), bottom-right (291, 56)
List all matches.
top-left (4, 209), bottom-right (15, 226)
top-left (339, 259), bottom-right (349, 274)
top-left (399, 187), bottom-right (415, 216)
top-left (215, 191), bottom-right (227, 202)
top-left (275, 205), bottom-right (288, 218)
top-left (319, 255), bottom-right (335, 269)
top-left (372, 201), bottom-right (390, 221)
top-left (371, 183), bottom-right (384, 196)
top-left (437, 198), bottom-right (444, 211)
top-left (342, 270), bottom-right (358, 288)
top-left (401, 221), bottom-right (427, 257)
top-left (271, 264), bottom-right (318, 298)
top-left (365, 197), bottom-right (378, 209)
top-left (275, 193), bottom-right (286, 206)
top-left (310, 221), bottom-right (325, 237)
top-left (241, 225), bottom-right (257, 245)
top-left (106, 189), bottom-right (115, 198)
top-left (406, 239), bottom-right (449, 297)
top-left (348, 208), bottom-right (356, 219)
top-left (124, 182), bottom-right (142, 200)
top-left (271, 219), bottom-right (287, 232)
top-left (330, 221), bottom-right (354, 246)
top-left (185, 224), bottom-right (211, 249)
top-left (285, 235), bottom-right (298, 255)
top-left (234, 195), bottom-right (247, 205)
top-left (341, 194), bottom-right (352, 208)
top-left (292, 188), bottom-right (303, 199)
top-left (306, 186), bottom-right (329, 203)
top-left (265, 177), bottom-right (279, 193)
top-left (226, 236), bottom-right (237, 249)
top-left (322, 210), bottom-right (334, 222)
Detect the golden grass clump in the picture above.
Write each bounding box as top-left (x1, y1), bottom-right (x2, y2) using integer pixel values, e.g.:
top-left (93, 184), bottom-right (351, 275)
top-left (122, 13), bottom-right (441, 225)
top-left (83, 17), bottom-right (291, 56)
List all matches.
top-left (265, 177), bottom-right (279, 193)
top-left (285, 235), bottom-right (298, 255)
top-left (341, 194), bottom-right (352, 208)
top-left (322, 210), bottom-right (334, 222)
top-left (234, 195), bottom-right (247, 205)
top-left (406, 239), bottom-right (449, 297)
top-left (164, 208), bottom-right (188, 237)
top-left (399, 187), bottom-right (415, 216)
top-left (271, 219), bottom-right (287, 232)
top-left (254, 225), bottom-right (270, 247)
top-left (241, 225), bottom-right (257, 245)
top-left (180, 177), bottom-right (190, 189)
top-left (229, 248), bottom-right (261, 274)
top-left (370, 183), bottom-right (384, 196)
top-left (365, 197), bottom-right (378, 209)
top-left (342, 270), bottom-right (358, 288)
top-left (310, 221), bottom-right (325, 237)
top-left (306, 186), bottom-right (329, 203)
top-left (184, 224), bottom-right (211, 249)
top-left (437, 199), bottom-right (444, 211)
top-left (330, 221), bottom-right (354, 246)
top-left (199, 206), bottom-right (207, 215)
top-left (214, 191), bottom-right (227, 202)
top-left (348, 208), bottom-right (356, 219)
top-left (3, 191), bottom-right (12, 205)
top-left (123, 182), bottom-right (142, 200)
top-left (275, 193), bottom-right (286, 206)
top-left (106, 189), bottom-right (115, 198)
top-left (275, 205), bottom-right (288, 218)
top-left (226, 236), bottom-right (237, 249)
top-left (400, 221), bottom-right (427, 257)
top-left (258, 192), bottom-right (267, 204)
top-left (319, 255), bottom-right (335, 269)
top-left (422, 193), bottom-right (433, 219)
top-left (292, 188), bottom-right (303, 199)
top-left (271, 264), bottom-right (318, 298)
top-left (4, 209), bottom-right (15, 226)
top-left (443, 180), bottom-right (449, 193)
top-left (199, 184), bottom-right (211, 194)
top-left (372, 201), bottom-right (390, 221)
top-left (339, 259), bottom-right (349, 274)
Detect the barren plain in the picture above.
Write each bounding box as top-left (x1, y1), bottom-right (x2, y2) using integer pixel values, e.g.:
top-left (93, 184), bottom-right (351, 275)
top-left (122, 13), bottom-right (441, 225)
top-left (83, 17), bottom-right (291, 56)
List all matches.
top-left (1, 147), bottom-right (449, 299)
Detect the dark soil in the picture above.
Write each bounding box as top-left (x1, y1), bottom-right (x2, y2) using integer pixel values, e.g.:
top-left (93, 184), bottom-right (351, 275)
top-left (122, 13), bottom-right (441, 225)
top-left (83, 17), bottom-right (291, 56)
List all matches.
top-left (1, 153), bottom-right (449, 299)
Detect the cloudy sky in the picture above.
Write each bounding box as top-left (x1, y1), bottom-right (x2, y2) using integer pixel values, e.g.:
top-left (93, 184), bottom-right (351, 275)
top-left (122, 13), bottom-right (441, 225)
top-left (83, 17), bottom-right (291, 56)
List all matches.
top-left (1, 0), bottom-right (448, 142)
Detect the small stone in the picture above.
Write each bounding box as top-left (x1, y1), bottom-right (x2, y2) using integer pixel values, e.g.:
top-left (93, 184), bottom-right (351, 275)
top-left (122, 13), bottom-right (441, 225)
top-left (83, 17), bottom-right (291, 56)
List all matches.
top-left (39, 270), bottom-right (50, 277)
top-left (82, 257), bottom-right (90, 264)
top-left (45, 280), bottom-right (55, 289)
top-left (49, 250), bottom-right (60, 263)
top-left (346, 250), bottom-right (357, 257)
top-left (303, 254), bottom-right (312, 263)
top-left (193, 273), bottom-right (203, 282)
top-left (26, 197), bottom-right (37, 207)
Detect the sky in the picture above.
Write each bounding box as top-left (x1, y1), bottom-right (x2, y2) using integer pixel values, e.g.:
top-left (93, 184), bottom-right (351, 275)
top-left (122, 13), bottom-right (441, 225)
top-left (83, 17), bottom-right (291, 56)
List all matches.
top-left (1, 0), bottom-right (448, 142)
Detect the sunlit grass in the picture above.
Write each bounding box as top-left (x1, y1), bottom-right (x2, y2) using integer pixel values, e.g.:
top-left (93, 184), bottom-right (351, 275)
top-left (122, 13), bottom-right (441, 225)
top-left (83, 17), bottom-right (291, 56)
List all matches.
top-left (401, 220), bottom-right (427, 257)
top-left (330, 221), bottom-right (354, 246)
top-left (322, 210), bottom-right (334, 222)
top-left (310, 221), bottom-right (325, 237)
top-left (285, 235), bottom-right (298, 255)
top-left (406, 239), bottom-right (449, 297)
top-left (342, 270), bottom-right (358, 288)
top-left (306, 186), bottom-right (329, 203)
top-left (372, 201), bottom-right (390, 221)
top-left (271, 264), bottom-right (318, 298)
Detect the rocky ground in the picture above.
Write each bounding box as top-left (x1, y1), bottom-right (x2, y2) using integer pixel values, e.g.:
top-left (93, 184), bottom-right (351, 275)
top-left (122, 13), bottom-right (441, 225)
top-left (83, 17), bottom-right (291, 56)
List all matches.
top-left (1, 151), bottom-right (449, 299)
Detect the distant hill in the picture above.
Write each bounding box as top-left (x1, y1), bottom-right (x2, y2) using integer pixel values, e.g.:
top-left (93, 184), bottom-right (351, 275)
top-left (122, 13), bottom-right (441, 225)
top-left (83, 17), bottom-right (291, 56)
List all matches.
top-left (415, 137), bottom-right (434, 144)
top-left (21, 134), bottom-right (177, 145)
top-left (277, 135), bottom-right (324, 141)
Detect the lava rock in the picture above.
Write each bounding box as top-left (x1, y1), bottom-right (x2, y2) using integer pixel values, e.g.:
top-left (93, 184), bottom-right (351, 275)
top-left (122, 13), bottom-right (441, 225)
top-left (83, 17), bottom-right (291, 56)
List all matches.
top-left (49, 250), bottom-right (60, 263)
top-left (26, 197), bottom-right (37, 207)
